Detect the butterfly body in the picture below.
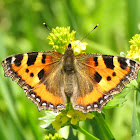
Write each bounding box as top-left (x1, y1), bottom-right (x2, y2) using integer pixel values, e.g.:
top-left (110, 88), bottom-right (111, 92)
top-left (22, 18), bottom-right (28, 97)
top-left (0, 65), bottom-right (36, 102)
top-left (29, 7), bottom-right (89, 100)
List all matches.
top-left (1, 44), bottom-right (140, 113)
top-left (63, 45), bottom-right (75, 73)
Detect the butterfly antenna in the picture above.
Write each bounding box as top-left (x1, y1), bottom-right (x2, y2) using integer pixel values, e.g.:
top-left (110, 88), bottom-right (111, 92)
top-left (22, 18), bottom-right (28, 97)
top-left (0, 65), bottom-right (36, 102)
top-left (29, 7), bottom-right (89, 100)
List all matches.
top-left (80, 24), bottom-right (99, 42)
top-left (43, 23), bottom-right (51, 31)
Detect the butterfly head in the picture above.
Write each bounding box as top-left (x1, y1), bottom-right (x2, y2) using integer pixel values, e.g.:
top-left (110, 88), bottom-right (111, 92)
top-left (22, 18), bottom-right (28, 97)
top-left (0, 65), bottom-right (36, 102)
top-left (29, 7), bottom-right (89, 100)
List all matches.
top-left (64, 43), bottom-right (74, 56)
top-left (68, 43), bottom-right (72, 48)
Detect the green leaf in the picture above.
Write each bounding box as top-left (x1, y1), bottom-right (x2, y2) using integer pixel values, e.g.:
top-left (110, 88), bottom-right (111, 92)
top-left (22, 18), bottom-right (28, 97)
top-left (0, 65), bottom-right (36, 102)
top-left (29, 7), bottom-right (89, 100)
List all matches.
top-left (45, 124), bottom-right (55, 131)
top-left (90, 112), bottom-right (115, 140)
top-left (104, 87), bottom-right (133, 109)
top-left (67, 127), bottom-right (78, 140)
top-left (131, 91), bottom-right (140, 140)
top-left (39, 111), bottom-right (58, 129)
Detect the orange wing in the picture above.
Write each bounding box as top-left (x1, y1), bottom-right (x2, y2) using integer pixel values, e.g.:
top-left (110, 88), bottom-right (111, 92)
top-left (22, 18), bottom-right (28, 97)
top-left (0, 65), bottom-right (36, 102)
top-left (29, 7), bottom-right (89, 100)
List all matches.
top-left (71, 53), bottom-right (140, 113)
top-left (1, 51), bottom-right (66, 112)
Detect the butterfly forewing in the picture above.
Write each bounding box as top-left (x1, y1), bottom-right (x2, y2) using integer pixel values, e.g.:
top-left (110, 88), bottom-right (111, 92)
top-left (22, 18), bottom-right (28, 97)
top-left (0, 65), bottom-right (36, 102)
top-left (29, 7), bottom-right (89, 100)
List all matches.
top-left (1, 51), bottom-right (66, 112)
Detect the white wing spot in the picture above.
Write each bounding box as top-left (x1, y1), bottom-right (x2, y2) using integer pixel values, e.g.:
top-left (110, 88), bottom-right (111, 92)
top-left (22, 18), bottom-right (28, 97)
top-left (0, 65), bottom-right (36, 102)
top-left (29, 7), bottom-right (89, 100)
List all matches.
top-left (126, 59), bottom-right (130, 67)
top-left (117, 85), bottom-right (120, 88)
top-left (49, 104), bottom-right (54, 108)
top-left (79, 106), bottom-right (84, 109)
top-left (57, 105), bottom-right (64, 109)
top-left (31, 93), bottom-right (35, 98)
top-left (104, 95), bottom-right (109, 100)
top-left (38, 52), bottom-right (43, 55)
top-left (75, 105), bottom-right (80, 108)
top-left (93, 104), bottom-right (98, 108)
top-left (42, 102), bottom-right (47, 106)
top-left (36, 97), bottom-right (41, 102)
top-left (87, 105), bottom-right (92, 109)
top-left (125, 75), bottom-right (129, 78)
top-left (99, 99), bottom-right (104, 104)
top-left (11, 57), bottom-right (16, 64)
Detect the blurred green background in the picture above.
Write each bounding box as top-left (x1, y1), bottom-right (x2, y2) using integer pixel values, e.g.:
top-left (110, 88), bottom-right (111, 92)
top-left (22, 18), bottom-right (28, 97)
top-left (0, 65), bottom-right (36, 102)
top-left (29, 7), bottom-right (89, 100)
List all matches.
top-left (0, 0), bottom-right (140, 140)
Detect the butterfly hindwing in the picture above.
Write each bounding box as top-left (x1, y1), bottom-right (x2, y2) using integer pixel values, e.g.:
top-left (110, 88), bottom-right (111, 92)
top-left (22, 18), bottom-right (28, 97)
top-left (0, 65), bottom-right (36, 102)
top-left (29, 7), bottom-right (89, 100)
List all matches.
top-left (72, 53), bottom-right (140, 112)
top-left (1, 51), bottom-right (66, 111)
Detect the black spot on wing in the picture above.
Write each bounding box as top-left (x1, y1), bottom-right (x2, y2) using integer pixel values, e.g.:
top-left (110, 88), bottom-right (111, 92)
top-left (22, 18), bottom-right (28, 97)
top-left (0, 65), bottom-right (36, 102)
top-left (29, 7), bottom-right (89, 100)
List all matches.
top-left (42, 54), bottom-right (46, 64)
top-left (130, 59), bottom-right (136, 67)
top-left (5, 57), bottom-right (12, 68)
top-left (112, 72), bottom-right (116, 76)
top-left (25, 69), bottom-right (29, 73)
top-left (107, 76), bottom-right (111, 81)
top-left (102, 55), bottom-right (114, 69)
top-left (15, 54), bottom-right (23, 67)
top-left (6, 57), bottom-right (12, 63)
top-left (94, 72), bottom-right (102, 83)
top-left (94, 57), bottom-right (98, 66)
top-left (38, 69), bottom-right (45, 80)
top-left (27, 52), bottom-right (38, 66)
top-left (118, 57), bottom-right (127, 69)
top-left (30, 73), bottom-right (34, 77)
top-left (14, 72), bottom-right (17, 75)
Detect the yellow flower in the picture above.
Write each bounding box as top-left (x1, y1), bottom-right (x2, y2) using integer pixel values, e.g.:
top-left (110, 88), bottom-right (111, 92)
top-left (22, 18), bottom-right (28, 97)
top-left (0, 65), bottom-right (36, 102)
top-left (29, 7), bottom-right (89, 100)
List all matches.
top-left (45, 133), bottom-right (63, 140)
top-left (52, 109), bottom-right (94, 130)
top-left (67, 110), bottom-right (79, 125)
top-left (71, 40), bottom-right (87, 55)
top-left (47, 26), bottom-right (87, 55)
top-left (86, 113), bottom-right (94, 119)
top-left (67, 110), bottom-right (93, 125)
top-left (52, 112), bottom-right (68, 131)
top-left (52, 119), bottom-right (62, 131)
top-left (47, 26), bottom-right (76, 54)
top-left (126, 34), bottom-right (140, 61)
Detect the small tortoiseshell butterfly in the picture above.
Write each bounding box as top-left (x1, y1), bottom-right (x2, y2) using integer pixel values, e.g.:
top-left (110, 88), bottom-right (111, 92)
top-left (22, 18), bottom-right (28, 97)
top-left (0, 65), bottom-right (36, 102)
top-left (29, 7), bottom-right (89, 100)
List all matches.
top-left (1, 43), bottom-right (140, 113)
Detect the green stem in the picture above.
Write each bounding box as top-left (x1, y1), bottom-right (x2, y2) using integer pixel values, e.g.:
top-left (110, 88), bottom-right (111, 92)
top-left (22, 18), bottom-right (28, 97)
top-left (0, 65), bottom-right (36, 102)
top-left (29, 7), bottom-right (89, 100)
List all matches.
top-left (77, 125), bottom-right (99, 140)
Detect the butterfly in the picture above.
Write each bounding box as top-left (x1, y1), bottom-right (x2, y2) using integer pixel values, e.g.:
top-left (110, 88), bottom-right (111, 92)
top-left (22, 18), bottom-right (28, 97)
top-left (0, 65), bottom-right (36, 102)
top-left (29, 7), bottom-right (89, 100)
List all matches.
top-left (1, 43), bottom-right (140, 113)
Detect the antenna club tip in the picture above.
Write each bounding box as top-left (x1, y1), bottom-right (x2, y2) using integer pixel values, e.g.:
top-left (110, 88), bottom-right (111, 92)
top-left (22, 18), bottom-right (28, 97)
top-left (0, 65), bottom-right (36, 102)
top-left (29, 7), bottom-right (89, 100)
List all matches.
top-left (43, 23), bottom-right (46, 25)
top-left (97, 24), bottom-right (99, 26)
